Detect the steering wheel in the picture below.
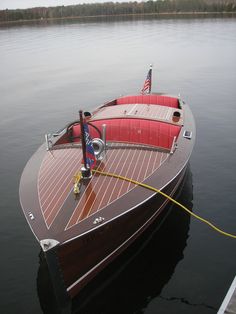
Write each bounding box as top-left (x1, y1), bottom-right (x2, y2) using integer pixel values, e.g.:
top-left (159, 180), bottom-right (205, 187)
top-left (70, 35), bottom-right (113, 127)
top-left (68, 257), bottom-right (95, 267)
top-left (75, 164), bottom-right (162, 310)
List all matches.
top-left (67, 120), bottom-right (102, 141)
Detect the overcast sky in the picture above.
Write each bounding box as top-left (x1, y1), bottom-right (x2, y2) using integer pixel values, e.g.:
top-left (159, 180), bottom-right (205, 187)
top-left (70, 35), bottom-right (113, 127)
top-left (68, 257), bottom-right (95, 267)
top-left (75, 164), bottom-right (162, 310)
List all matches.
top-left (0, 0), bottom-right (106, 10)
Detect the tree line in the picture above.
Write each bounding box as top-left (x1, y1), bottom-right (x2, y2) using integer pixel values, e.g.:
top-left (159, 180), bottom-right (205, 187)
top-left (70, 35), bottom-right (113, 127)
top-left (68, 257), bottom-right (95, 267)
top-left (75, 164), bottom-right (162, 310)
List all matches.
top-left (0, 0), bottom-right (236, 23)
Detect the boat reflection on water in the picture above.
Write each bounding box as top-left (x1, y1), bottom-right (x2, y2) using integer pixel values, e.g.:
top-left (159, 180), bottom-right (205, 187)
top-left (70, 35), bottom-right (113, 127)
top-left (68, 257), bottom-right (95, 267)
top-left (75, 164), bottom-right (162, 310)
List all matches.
top-left (37, 166), bottom-right (193, 314)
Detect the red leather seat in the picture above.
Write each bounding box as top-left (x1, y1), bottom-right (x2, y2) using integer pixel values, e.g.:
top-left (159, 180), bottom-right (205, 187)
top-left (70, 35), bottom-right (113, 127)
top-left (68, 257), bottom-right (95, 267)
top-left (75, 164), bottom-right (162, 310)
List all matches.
top-left (72, 118), bottom-right (180, 150)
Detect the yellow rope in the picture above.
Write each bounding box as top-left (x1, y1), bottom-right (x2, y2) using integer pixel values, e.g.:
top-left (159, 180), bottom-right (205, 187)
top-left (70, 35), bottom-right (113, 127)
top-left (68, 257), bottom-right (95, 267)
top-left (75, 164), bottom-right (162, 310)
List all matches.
top-left (92, 169), bottom-right (236, 239)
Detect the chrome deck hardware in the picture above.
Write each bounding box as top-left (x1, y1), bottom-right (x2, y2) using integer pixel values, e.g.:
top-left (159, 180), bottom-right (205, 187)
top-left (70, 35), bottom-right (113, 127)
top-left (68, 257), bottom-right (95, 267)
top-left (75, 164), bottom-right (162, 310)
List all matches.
top-left (93, 217), bottom-right (105, 225)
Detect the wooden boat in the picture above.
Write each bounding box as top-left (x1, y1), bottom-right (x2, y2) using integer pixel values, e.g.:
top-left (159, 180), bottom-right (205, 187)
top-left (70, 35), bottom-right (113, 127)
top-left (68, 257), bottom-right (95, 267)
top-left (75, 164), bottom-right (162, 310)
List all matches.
top-left (19, 68), bottom-right (195, 306)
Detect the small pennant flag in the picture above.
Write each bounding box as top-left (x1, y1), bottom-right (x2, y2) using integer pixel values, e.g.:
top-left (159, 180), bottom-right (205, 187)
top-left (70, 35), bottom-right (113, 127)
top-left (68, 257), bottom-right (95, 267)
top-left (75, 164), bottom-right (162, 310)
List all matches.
top-left (83, 122), bottom-right (96, 169)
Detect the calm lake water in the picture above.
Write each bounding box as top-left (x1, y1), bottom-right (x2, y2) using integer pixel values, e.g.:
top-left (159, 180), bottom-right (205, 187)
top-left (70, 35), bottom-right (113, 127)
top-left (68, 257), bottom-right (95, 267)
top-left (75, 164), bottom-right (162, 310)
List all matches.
top-left (0, 16), bottom-right (236, 314)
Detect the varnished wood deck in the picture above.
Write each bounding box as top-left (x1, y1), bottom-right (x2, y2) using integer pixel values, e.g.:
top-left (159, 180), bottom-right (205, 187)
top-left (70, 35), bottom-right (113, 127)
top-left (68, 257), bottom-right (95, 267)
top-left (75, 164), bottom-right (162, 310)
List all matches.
top-left (38, 143), bottom-right (169, 230)
top-left (92, 103), bottom-right (183, 126)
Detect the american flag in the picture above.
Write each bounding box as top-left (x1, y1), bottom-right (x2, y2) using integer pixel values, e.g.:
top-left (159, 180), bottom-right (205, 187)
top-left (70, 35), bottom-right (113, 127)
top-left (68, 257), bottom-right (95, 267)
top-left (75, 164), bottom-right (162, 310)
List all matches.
top-left (141, 66), bottom-right (152, 95)
top-left (83, 122), bottom-right (96, 169)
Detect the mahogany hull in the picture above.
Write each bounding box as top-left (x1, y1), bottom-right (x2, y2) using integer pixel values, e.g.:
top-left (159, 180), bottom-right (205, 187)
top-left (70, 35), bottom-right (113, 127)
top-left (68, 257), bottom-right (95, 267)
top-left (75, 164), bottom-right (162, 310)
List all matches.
top-left (47, 165), bottom-right (186, 300)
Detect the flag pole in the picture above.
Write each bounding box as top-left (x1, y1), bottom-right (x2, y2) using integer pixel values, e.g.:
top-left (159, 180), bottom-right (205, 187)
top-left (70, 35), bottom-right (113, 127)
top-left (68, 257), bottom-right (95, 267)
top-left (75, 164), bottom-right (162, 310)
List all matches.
top-left (79, 110), bottom-right (91, 178)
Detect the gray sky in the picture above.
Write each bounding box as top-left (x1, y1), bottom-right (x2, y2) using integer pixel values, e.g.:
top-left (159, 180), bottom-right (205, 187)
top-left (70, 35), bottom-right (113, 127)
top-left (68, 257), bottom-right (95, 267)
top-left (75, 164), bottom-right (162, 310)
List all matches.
top-left (0, 0), bottom-right (106, 10)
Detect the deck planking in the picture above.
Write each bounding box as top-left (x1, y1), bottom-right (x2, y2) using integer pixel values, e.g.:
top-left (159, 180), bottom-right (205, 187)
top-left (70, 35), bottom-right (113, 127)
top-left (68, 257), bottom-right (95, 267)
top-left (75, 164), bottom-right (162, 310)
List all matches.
top-left (37, 143), bottom-right (169, 230)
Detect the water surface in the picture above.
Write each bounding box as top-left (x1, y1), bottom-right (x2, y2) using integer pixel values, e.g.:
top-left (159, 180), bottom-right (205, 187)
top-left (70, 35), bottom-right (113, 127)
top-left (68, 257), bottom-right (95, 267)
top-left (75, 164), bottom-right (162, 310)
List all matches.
top-left (0, 16), bottom-right (236, 314)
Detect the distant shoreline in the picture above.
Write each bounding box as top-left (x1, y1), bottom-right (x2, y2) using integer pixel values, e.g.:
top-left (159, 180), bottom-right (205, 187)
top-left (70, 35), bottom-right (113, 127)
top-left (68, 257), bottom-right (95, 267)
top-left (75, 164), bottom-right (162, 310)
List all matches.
top-left (1, 11), bottom-right (236, 26)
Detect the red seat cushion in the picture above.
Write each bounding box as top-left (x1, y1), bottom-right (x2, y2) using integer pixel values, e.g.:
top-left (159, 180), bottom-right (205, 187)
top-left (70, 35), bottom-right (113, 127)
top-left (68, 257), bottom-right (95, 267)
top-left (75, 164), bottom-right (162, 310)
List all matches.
top-left (72, 119), bottom-right (180, 150)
